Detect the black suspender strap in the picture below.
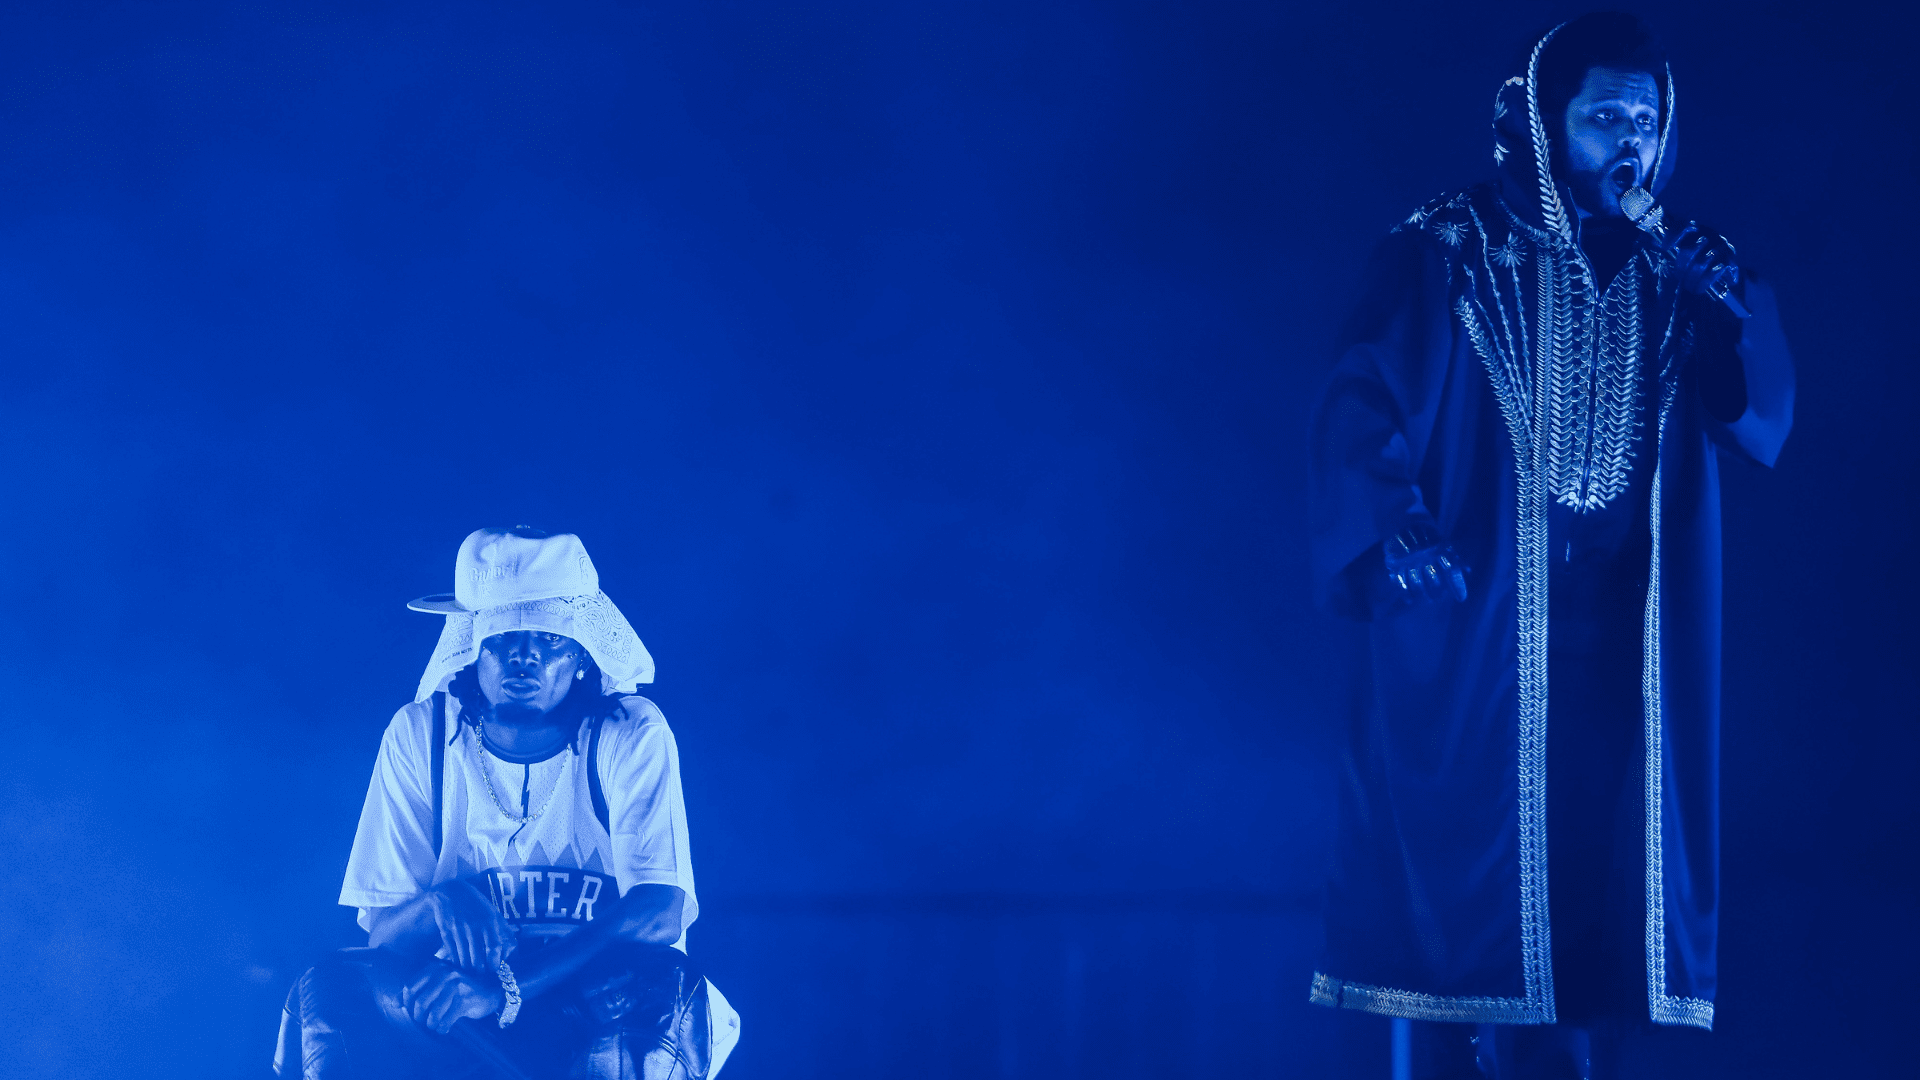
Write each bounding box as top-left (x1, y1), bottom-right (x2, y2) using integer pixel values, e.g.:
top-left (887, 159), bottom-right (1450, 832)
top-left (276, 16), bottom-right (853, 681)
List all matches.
top-left (430, 691), bottom-right (447, 859)
top-left (586, 711), bottom-right (611, 837)
top-left (433, 692), bottom-right (612, 850)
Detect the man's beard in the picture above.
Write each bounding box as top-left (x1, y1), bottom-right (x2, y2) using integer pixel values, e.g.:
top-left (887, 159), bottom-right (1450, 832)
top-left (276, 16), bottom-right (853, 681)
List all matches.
top-left (1568, 170), bottom-right (1622, 218)
top-left (1551, 146), bottom-right (1629, 219)
top-left (490, 699), bottom-right (554, 726)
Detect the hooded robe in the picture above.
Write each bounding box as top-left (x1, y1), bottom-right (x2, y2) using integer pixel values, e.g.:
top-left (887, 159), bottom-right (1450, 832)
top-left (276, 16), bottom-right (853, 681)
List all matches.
top-left (1306, 26), bottom-right (1794, 1030)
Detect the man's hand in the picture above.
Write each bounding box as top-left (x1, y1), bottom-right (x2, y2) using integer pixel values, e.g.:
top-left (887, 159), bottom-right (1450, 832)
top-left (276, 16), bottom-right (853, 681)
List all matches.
top-left (1384, 520), bottom-right (1469, 605)
top-left (426, 879), bottom-right (516, 972)
top-left (404, 959), bottom-right (505, 1034)
top-left (1671, 221), bottom-right (1741, 301)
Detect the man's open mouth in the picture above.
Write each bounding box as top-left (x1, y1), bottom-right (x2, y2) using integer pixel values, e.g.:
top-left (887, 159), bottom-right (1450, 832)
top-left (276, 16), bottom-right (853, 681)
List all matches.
top-left (1608, 160), bottom-right (1638, 187)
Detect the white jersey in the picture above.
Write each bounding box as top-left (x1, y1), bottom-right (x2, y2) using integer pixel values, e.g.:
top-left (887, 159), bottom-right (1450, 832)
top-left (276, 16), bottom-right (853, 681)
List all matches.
top-left (342, 694), bottom-right (697, 937)
top-left (339, 693), bottom-right (740, 1069)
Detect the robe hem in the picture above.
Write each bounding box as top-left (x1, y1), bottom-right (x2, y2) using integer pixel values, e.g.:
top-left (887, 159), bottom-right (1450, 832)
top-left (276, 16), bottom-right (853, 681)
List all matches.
top-left (1308, 972), bottom-right (1551, 1025)
top-left (1649, 993), bottom-right (1714, 1030)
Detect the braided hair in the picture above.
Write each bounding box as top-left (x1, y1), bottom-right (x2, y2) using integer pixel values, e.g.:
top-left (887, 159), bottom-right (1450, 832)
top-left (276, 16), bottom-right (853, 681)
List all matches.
top-left (445, 647), bottom-right (627, 753)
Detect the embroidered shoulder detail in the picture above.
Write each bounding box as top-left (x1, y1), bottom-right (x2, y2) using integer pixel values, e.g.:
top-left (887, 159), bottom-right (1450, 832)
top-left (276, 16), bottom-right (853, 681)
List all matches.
top-left (1393, 185), bottom-right (1503, 244)
top-left (1394, 195), bottom-right (1442, 232)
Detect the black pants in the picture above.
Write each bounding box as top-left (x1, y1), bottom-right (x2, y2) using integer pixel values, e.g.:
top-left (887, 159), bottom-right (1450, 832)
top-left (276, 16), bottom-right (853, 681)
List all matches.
top-left (1544, 627), bottom-right (1647, 1030)
top-left (274, 943), bottom-right (712, 1080)
top-left (1406, 1021), bottom-right (1600, 1080)
top-left (1408, 1017), bottom-right (1711, 1080)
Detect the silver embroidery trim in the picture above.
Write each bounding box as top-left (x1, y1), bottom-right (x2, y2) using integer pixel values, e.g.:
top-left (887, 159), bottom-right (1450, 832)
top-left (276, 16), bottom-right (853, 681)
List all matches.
top-left (1309, 973), bottom-right (1550, 1025)
top-left (1651, 66), bottom-right (1674, 192)
top-left (1546, 258), bottom-right (1646, 512)
top-left (1589, 265), bottom-right (1647, 507)
top-left (1524, 24), bottom-right (1573, 241)
top-left (1543, 240), bottom-right (1591, 507)
top-left (1472, 206), bottom-right (1530, 422)
top-left (1641, 380), bottom-right (1717, 1033)
top-left (1517, 240), bottom-right (1556, 1022)
top-left (1640, 62), bottom-right (1713, 1028)
top-left (1447, 192), bottom-right (1555, 1025)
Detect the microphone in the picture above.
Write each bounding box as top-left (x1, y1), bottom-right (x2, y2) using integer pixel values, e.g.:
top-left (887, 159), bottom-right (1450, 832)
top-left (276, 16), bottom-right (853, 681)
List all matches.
top-left (1618, 186), bottom-right (1751, 318)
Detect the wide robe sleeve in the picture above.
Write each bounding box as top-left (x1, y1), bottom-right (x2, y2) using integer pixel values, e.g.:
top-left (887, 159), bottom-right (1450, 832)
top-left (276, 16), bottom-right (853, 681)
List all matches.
top-left (1309, 228), bottom-right (1462, 619)
top-left (1686, 275), bottom-right (1795, 467)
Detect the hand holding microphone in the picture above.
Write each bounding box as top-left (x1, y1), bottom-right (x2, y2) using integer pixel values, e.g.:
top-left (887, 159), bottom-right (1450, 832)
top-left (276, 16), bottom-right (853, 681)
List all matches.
top-left (1619, 186), bottom-right (1751, 318)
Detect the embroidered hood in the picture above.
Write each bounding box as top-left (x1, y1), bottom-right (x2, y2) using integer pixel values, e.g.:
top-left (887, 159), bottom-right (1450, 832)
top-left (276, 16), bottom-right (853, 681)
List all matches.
top-left (1491, 15), bottom-right (1675, 239)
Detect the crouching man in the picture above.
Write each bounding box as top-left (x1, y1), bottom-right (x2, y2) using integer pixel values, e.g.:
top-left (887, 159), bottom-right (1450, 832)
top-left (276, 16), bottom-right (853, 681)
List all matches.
top-left (276, 527), bottom-right (741, 1079)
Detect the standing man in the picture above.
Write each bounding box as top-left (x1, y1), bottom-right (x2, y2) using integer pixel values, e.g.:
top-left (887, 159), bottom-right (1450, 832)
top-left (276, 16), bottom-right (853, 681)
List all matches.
top-left (1307, 13), bottom-right (1792, 1078)
top-left (276, 527), bottom-right (740, 1079)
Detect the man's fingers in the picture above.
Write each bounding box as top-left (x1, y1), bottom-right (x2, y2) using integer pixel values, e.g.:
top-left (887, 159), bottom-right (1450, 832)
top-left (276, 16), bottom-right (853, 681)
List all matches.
top-left (409, 971), bottom-right (468, 1031)
top-left (1674, 226), bottom-right (1718, 275)
top-left (425, 990), bottom-right (455, 1033)
top-left (405, 966), bottom-right (437, 1005)
top-left (435, 904), bottom-right (472, 966)
top-left (431, 906), bottom-right (454, 954)
top-left (1434, 555), bottom-right (1468, 602)
top-left (1391, 556), bottom-right (1473, 607)
top-left (428, 982), bottom-right (477, 1033)
top-left (407, 976), bottom-right (439, 1026)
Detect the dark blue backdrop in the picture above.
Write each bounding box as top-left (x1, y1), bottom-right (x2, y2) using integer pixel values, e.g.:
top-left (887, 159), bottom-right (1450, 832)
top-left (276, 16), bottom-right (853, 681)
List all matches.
top-left (0, 2), bottom-right (1911, 1076)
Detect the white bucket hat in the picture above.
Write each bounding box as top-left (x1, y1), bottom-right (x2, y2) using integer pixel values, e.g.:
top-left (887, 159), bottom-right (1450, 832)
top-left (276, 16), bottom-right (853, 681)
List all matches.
top-left (408, 527), bottom-right (655, 702)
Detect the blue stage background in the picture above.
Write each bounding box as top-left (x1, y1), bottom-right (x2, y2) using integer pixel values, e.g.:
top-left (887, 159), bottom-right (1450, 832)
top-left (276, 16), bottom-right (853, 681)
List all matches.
top-left (0, 2), bottom-right (1910, 1076)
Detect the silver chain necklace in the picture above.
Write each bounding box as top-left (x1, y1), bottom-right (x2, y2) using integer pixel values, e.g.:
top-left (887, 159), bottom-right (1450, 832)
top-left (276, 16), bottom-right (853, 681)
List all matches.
top-left (468, 721), bottom-right (566, 827)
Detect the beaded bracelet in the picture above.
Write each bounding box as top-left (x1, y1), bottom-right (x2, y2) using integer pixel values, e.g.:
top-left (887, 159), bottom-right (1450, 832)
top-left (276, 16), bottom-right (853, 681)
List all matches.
top-left (496, 959), bottom-right (523, 1028)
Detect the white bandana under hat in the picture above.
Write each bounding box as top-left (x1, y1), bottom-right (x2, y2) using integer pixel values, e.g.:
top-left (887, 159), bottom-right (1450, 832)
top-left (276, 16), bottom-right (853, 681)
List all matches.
top-left (408, 528), bottom-right (655, 701)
